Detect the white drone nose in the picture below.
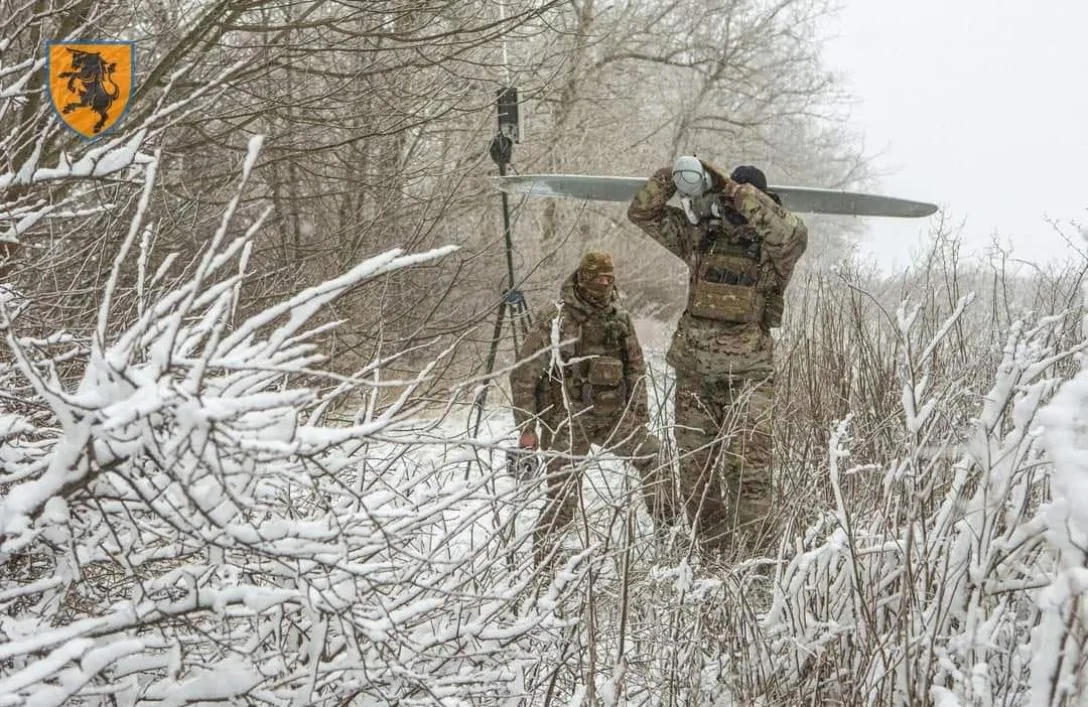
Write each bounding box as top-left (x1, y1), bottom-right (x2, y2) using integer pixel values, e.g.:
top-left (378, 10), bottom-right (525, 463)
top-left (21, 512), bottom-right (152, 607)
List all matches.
top-left (671, 155), bottom-right (708, 197)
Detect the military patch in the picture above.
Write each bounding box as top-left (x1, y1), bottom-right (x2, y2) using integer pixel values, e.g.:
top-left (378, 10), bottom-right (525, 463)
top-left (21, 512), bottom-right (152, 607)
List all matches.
top-left (47, 40), bottom-right (135, 139)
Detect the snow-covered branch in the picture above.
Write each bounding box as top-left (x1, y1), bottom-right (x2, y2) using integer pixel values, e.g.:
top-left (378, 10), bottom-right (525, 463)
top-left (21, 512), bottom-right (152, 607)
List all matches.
top-left (0, 140), bottom-right (568, 706)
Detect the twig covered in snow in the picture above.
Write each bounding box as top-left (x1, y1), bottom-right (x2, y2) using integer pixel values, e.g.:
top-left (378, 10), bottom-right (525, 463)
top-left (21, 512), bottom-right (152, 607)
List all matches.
top-left (0, 141), bottom-right (574, 707)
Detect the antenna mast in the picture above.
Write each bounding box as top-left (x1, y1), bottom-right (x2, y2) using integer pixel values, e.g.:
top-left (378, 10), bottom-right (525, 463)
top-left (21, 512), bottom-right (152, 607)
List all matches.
top-left (468, 8), bottom-right (532, 442)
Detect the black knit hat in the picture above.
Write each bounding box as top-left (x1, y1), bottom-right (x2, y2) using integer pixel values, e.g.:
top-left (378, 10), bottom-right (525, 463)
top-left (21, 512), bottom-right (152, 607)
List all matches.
top-left (730, 165), bottom-right (768, 192)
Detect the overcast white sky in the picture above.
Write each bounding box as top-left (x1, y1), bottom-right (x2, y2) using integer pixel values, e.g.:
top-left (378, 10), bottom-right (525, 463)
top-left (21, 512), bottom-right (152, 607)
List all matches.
top-left (818, 0), bottom-right (1088, 273)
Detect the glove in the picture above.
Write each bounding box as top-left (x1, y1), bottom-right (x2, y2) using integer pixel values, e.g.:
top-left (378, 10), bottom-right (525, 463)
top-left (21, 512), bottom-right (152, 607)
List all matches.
top-left (680, 190), bottom-right (727, 226)
top-left (698, 159), bottom-right (732, 193)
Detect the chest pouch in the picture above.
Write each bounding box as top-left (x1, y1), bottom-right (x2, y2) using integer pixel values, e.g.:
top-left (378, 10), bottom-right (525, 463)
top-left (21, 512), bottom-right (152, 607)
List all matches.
top-left (689, 252), bottom-right (765, 323)
top-left (581, 355), bottom-right (626, 416)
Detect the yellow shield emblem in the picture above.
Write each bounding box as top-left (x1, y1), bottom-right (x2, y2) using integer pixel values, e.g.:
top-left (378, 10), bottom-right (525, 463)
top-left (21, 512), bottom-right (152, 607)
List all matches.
top-left (47, 40), bottom-right (135, 139)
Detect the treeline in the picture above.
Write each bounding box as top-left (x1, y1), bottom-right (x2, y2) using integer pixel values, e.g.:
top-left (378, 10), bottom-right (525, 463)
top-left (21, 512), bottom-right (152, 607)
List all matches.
top-left (1, 0), bottom-right (869, 397)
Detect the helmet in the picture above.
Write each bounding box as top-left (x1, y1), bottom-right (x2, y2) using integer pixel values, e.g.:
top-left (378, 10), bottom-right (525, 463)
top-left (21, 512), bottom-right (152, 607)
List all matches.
top-left (578, 250), bottom-right (615, 279)
top-left (672, 155), bottom-right (710, 197)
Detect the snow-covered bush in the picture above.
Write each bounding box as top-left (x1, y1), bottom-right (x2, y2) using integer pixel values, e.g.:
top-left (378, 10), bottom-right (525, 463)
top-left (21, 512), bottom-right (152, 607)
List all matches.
top-left (0, 137), bottom-right (574, 706)
top-left (717, 278), bottom-right (1088, 705)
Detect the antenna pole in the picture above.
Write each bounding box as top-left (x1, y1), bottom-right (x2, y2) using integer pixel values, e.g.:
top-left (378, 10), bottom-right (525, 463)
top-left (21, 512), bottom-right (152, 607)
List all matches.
top-left (469, 86), bottom-right (532, 442)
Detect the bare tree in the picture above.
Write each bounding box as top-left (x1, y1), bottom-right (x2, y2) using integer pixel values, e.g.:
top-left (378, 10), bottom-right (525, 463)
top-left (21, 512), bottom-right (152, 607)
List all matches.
top-left (1, 0), bottom-right (562, 397)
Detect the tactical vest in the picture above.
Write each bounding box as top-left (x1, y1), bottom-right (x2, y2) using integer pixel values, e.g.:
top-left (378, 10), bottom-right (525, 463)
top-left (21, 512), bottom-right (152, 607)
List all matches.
top-left (548, 309), bottom-right (630, 419)
top-left (687, 222), bottom-right (781, 327)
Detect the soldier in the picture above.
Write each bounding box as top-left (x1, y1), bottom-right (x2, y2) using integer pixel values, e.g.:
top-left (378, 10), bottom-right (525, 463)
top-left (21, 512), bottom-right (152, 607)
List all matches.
top-left (509, 250), bottom-right (674, 568)
top-left (626, 158), bottom-right (808, 561)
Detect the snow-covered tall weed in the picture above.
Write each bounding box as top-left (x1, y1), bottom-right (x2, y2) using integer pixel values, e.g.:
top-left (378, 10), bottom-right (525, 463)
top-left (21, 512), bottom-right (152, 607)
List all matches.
top-left (726, 254), bottom-right (1088, 705)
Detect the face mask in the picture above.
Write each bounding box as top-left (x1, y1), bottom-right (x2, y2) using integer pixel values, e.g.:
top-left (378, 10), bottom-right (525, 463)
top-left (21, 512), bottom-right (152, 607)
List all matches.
top-left (577, 272), bottom-right (614, 303)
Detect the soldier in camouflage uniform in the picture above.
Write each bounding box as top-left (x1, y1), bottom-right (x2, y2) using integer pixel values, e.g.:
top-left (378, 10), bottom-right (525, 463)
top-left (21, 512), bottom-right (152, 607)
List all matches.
top-left (626, 160), bottom-right (808, 560)
top-left (509, 251), bottom-right (674, 568)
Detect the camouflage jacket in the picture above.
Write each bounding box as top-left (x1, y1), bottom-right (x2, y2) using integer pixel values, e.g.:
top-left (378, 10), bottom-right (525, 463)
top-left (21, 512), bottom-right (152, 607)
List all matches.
top-left (509, 273), bottom-right (649, 431)
top-left (627, 166), bottom-right (808, 380)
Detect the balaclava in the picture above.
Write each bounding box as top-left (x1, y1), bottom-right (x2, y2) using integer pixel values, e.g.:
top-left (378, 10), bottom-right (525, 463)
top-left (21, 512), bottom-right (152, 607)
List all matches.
top-left (576, 250), bottom-right (615, 306)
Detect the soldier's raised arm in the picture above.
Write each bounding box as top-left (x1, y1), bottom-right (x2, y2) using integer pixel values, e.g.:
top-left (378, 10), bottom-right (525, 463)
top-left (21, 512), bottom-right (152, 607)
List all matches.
top-left (626, 167), bottom-right (691, 259)
top-left (730, 183), bottom-right (809, 285)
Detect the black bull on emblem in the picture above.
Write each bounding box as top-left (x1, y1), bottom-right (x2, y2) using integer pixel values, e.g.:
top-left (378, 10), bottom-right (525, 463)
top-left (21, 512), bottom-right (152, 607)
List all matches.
top-left (58, 48), bottom-right (121, 134)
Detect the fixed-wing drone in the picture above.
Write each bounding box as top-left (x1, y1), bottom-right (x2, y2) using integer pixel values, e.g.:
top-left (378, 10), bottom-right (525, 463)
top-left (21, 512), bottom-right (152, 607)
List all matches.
top-left (491, 155), bottom-right (939, 219)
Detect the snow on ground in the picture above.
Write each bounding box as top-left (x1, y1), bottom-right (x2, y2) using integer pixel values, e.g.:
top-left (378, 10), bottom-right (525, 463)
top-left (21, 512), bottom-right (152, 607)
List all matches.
top-left (367, 335), bottom-right (679, 582)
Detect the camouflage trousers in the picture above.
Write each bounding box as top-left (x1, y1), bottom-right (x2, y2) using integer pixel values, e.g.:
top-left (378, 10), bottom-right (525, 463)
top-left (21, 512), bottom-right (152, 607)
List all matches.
top-left (533, 413), bottom-right (672, 568)
top-left (672, 369), bottom-right (778, 561)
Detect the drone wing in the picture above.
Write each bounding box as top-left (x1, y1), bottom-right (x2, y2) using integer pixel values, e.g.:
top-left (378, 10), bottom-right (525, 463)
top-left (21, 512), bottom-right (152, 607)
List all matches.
top-left (491, 174), bottom-right (938, 219)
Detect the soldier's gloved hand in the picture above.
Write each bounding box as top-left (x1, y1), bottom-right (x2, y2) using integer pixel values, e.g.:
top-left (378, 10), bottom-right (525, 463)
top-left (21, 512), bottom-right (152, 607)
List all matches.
top-left (518, 429), bottom-right (538, 449)
top-left (697, 159), bottom-right (731, 193)
top-left (652, 166), bottom-right (674, 189)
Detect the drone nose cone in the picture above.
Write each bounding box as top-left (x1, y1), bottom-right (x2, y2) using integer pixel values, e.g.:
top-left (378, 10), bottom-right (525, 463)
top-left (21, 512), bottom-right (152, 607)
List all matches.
top-left (671, 155), bottom-right (708, 197)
